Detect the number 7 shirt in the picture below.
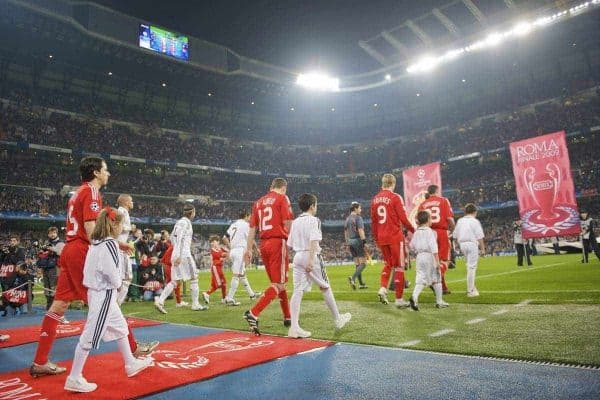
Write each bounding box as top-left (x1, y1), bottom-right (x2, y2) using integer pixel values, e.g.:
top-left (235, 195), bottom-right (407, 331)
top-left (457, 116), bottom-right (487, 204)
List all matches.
top-left (370, 189), bottom-right (415, 245)
top-left (250, 191), bottom-right (294, 240)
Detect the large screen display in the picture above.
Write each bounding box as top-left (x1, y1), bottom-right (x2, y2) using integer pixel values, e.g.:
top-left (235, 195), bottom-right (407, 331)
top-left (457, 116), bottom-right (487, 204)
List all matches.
top-left (139, 24), bottom-right (189, 61)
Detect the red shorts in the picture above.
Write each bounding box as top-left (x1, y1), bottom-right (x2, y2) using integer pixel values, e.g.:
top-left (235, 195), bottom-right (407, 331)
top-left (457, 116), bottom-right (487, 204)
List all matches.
top-left (378, 238), bottom-right (406, 269)
top-left (54, 240), bottom-right (89, 302)
top-left (260, 238), bottom-right (289, 284)
top-left (435, 229), bottom-right (450, 261)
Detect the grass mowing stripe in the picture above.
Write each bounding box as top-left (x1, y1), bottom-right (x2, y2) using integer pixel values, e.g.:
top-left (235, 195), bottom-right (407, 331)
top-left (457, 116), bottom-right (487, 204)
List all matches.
top-left (446, 262), bottom-right (566, 284)
top-left (515, 299), bottom-right (532, 307)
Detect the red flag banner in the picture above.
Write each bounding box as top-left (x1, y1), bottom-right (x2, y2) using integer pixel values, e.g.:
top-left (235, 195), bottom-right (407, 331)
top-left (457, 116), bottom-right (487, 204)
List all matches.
top-left (509, 131), bottom-right (580, 238)
top-left (402, 162), bottom-right (442, 223)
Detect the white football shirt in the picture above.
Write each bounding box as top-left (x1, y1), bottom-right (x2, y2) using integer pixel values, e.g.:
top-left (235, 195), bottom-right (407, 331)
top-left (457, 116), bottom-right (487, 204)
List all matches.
top-left (227, 219), bottom-right (250, 249)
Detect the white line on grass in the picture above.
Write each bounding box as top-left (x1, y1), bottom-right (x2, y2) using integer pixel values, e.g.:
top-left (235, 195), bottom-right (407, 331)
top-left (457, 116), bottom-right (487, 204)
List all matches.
top-left (429, 329), bottom-right (455, 337)
top-left (491, 309), bottom-right (509, 315)
top-left (399, 340), bottom-right (422, 347)
top-left (465, 318), bottom-right (486, 325)
top-left (446, 262), bottom-right (566, 284)
top-left (515, 299), bottom-right (532, 307)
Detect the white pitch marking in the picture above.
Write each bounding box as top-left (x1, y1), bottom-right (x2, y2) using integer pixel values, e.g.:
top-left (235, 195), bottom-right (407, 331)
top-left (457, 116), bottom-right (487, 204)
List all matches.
top-left (400, 340), bottom-right (422, 346)
top-left (446, 262), bottom-right (566, 284)
top-left (491, 309), bottom-right (509, 315)
top-left (429, 329), bottom-right (455, 337)
top-left (465, 318), bottom-right (486, 325)
top-left (515, 299), bottom-right (532, 307)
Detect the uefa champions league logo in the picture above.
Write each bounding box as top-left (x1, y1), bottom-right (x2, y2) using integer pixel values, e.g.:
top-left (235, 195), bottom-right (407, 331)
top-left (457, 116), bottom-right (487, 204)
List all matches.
top-left (153, 337), bottom-right (275, 369)
top-left (522, 163), bottom-right (578, 234)
top-left (417, 169), bottom-right (426, 179)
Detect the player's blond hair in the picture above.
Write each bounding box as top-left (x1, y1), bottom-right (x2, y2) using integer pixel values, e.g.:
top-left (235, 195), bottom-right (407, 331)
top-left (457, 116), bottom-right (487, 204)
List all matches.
top-left (117, 194), bottom-right (132, 207)
top-left (270, 178), bottom-right (287, 190)
top-left (381, 173), bottom-right (396, 188)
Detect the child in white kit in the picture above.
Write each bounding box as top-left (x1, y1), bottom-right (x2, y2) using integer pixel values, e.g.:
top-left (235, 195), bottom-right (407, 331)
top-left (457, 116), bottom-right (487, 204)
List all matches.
top-left (287, 193), bottom-right (352, 338)
top-left (64, 207), bottom-right (153, 393)
top-left (408, 210), bottom-right (449, 311)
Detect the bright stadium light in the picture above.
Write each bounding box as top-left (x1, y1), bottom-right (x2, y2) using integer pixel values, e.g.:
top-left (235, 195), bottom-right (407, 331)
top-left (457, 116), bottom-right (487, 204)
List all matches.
top-left (406, 1), bottom-right (600, 75)
top-left (296, 72), bottom-right (340, 91)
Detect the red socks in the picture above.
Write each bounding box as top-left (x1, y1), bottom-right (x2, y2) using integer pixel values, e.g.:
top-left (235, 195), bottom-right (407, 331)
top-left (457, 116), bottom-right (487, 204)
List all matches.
top-left (127, 323), bottom-right (137, 352)
top-left (278, 290), bottom-right (291, 319)
top-left (380, 264), bottom-right (392, 288)
top-left (174, 282), bottom-right (182, 304)
top-left (250, 286), bottom-right (278, 317)
top-left (394, 268), bottom-right (405, 299)
top-left (33, 311), bottom-right (63, 365)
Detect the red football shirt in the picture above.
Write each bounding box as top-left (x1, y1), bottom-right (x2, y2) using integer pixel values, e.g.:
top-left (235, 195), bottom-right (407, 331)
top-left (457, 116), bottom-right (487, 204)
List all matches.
top-left (250, 191), bottom-right (294, 240)
top-left (211, 248), bottom-right (227, 268)
top-left (370, 189), bottom-right (415, 245)
top-left (419, 195), bottom-right (454, 230)
top-left (65, 182), bottom-right (102, 244)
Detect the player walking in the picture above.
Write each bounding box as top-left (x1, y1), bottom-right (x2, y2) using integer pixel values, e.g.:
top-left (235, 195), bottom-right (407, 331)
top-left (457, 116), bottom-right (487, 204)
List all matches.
top-left (116, 194), bottom-right (134, 305)
top-left (154, 203), bottom-right (207, 313)
top-left (30, 157), bottom-right (156, 377)
top-left (345, 202), bottom-right (368, 290)
top-left (370, 173), bottom-right (415, 308)
top-left (454, 204), bottom-right (485, 297)
top-left (418, 185), bottom-right (455, 294)
top-left (223, 210), bottom-right (259, 305)
top-left (243, 178), bottom-right (294, 335)
top-left (202, 236), bottom-right (229, 304)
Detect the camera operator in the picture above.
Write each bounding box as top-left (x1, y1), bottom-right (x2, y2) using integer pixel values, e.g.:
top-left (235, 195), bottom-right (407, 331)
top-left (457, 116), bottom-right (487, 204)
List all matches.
top-left (154, 230), bottom-right (170, 259)
top-left (513, 220), bottom-right (532, 267)
top-left (36, 227), bottom-right (64, 310)
top-left (1, 236), bottom-right (26, 290)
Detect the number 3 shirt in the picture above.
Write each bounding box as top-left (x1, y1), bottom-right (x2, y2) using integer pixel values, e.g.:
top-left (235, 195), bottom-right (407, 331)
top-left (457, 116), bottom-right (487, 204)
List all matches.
top-left (250, 191), bottom-right (294, 240)
top-left (370, 189), bottom-right (415, 245)
top-left (66, 182), bottom-right (102, 244)
top-left (419, 195), bottom-right (454, 231)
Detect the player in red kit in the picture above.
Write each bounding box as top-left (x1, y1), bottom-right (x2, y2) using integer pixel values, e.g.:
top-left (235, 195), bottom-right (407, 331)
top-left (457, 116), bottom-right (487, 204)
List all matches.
top-left (371, 173), bottom-right (415, 308)
top-left (418, 185), bottom-right (455, 294)
top-left (243, 178), bottom-right (294, 335)
top-left (30, 157), bottom-right (157, 377)
top-left (202, 235), bottom-right (230, 304)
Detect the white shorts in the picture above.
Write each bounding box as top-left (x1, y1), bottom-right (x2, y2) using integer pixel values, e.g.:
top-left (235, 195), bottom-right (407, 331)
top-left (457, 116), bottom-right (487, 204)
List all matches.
top-left (120, 251), bottom-right (133, 281)
top-left (415, 253), bottom-right (440, 286)
top-left (230, 247), bottom-right (246, 275)
top-left (171, 256), bottom-right (198, 281)
top-left (79, 288), bottom-right (128, 350)
top-left (292, 252), bottom-right (330, 291)
top-left (460, 242), bottom-right (479, 269)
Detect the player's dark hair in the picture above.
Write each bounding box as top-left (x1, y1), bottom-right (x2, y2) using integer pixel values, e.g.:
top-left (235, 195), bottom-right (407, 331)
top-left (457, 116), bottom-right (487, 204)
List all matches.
top-left (79, 156), bottom-right (105, 182)
top-left (465, 203), bottom-right (477, 214)
top-left (425, 185), bottom-right (439, 199)
top-left (183, 203), bottom-right (195, 218)
top-left (209, 235), bottom-right (220, 243)
top-left (270, 178), bottom-right (287, 190)
top-left (298, 193), bottom-right (317, 212)
top-left (417, 210), bottom-right (430, 225)
top-left (350, 202), bottom-right (361, 212)
top-left (238, 209), bottom-right (250, 219)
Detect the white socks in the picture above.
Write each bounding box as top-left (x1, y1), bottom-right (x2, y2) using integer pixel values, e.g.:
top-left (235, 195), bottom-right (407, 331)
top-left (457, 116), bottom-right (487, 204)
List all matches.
top-left (290, 289), bottom-right (303, 330)
top-left (190, 279), bottom-right (199, 306)
top-left (322, 288), bottom-right (340, 321)
top-left (117, 336), bottom-right (136, 365)
top-left (69, 342), bottom-right (90, 379)
top-left (158, 281), bottom-right (175, 303)
top-left (433, 283), bottom-right (443, 304)
top-left (467, 268), bottom-right (476, 293)
top-left (412, 283), bottom-right (425, 303)
top-left (227, 276), bottom-right (240, 300)
top-left (240, 276), bottom-right (255, 297)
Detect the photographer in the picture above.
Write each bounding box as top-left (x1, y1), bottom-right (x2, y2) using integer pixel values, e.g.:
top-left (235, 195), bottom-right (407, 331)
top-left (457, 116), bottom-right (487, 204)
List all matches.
top-left (1, 236), bottom-right (26, 290)
top-left (36, 227), bottom-right (64, 310)
top-left (580, 211), bottom-right (600, 263)
top-left (513, 220), bottom-right (532, 267)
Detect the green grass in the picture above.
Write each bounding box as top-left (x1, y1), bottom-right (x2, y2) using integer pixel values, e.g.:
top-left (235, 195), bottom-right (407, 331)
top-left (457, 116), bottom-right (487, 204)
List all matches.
top-left (46, 253), bottom-right (600, 365)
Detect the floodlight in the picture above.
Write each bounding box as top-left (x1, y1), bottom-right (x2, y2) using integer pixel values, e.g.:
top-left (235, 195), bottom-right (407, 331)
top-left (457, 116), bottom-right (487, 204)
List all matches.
top-left (385, 74), bottom-right (391, 81)
top-left (296, 73), bottom-right (340, 91)
top-left (511, 22), bottom-right (532, 36)
top-left (484, 33), bottom-right (504, 47)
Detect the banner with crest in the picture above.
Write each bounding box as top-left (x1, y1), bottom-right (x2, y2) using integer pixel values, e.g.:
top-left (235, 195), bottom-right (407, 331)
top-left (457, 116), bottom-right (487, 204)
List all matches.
top-left (509, 131), bottom-right (580, 238)
top-left (402, 162), bottom-right (441, 224)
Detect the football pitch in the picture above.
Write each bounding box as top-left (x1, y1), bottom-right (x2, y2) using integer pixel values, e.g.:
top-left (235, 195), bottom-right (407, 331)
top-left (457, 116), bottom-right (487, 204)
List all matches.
top-left (116, 253), bottom-right (600, 366)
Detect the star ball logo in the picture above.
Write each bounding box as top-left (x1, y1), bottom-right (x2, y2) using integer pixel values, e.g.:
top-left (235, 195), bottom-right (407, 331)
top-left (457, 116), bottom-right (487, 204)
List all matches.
top-left (90, 202), bottom-right (100, 212)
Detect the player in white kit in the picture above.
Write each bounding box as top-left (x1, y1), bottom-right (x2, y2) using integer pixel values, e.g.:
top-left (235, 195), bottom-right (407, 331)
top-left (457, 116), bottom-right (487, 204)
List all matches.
top-left (64, 207), bottom-right (153, 393)
top-left (408, 210), bottom-right (449, 311)
top-left (154, 203), bottom-right (207, 313)
top-left (222, 210), bottom-right (259, 306)
top-left (116, 194), bottom-right (134, 305)
top-left (453, 204), bottom-right (486, 297)
top-left (287, 194), bottom-right (351, 338)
